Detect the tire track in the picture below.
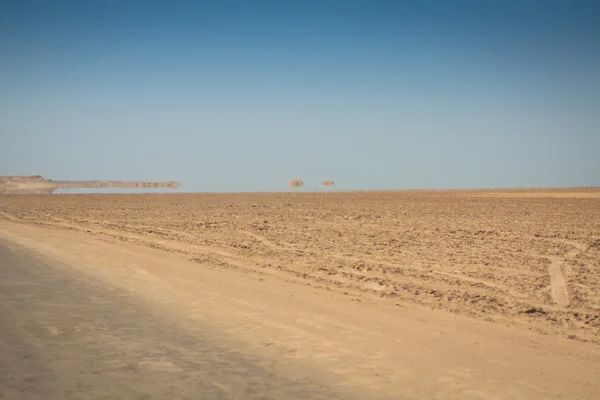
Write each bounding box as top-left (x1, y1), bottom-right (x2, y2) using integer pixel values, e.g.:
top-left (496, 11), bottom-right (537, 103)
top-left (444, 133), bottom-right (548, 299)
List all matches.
top-left (544, 239), bottom-right (592, 308)
top-left (548, 258), bottom-right (570, 307)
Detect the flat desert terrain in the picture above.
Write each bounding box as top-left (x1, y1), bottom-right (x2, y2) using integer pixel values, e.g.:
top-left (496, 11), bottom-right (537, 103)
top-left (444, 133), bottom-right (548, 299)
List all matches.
top-left (1, 188), bottom-right (599, 399)
top-left (2, 189), bottom-right (599, 342)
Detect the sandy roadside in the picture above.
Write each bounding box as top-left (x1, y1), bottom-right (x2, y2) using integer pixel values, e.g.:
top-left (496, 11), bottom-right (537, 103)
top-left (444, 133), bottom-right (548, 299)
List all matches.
top-left (1, 220), bottom-right (599, 399)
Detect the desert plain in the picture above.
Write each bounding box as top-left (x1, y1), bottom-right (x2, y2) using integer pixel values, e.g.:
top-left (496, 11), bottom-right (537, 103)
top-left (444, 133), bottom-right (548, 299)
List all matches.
top-left (1, 188), bottom-right (599, 398)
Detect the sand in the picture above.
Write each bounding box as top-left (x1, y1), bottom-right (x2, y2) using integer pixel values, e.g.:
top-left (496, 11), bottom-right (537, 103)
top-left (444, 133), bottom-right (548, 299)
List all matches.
top-left (1, 188), bottom-right (599, 398)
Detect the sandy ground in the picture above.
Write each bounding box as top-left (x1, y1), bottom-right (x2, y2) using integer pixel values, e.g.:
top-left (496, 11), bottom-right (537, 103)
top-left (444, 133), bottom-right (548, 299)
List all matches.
top-left (0, 240), bottom-right (352, 400)
top-left (1, 189), bottom-right (599, 398)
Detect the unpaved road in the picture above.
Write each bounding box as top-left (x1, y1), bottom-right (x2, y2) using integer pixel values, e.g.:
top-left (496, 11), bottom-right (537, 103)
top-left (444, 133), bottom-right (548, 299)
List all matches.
top-left (0, 240), bottom-right (357, 400)
top-left (1, 221), bottom-right (600, 399)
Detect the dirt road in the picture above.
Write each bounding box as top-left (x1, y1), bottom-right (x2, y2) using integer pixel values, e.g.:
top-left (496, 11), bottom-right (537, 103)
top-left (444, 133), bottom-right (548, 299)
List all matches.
top-left (0, 240), bottom-right (358, 400)
top-left (1, 221), bottom-right (599, 399)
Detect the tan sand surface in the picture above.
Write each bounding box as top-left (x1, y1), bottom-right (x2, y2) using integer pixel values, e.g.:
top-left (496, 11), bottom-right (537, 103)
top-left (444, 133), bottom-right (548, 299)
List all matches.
top-left (1, 189), bottom-right (599, 398)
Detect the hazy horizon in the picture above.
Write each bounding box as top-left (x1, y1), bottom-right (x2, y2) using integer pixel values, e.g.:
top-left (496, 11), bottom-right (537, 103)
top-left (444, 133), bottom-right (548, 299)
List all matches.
top-left (2, 1), bottom-right (599, 193)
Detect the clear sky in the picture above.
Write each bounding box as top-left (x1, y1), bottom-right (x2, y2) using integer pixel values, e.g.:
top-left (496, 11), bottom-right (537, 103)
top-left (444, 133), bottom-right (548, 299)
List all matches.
top-left (1, 0), bottom-right (599, 192)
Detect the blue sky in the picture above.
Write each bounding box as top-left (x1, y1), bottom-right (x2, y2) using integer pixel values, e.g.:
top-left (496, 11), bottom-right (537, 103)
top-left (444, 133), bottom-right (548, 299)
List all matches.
top-left (1, 0), bottom-right (599, 192)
